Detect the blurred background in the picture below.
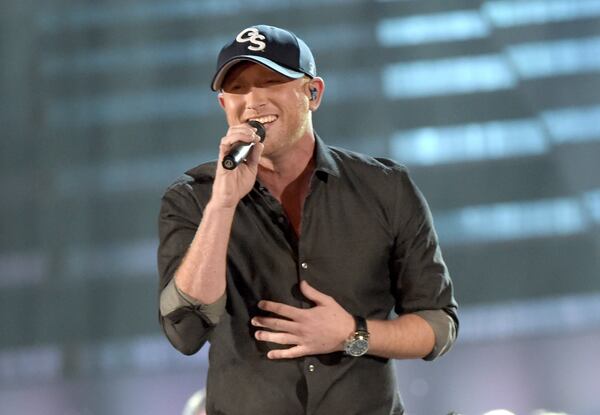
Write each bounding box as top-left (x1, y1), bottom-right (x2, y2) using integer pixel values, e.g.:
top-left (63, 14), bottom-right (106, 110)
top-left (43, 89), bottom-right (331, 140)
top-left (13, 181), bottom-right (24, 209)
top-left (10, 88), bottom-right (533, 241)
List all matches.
top-left (1, 0), bottom-right (600, 414)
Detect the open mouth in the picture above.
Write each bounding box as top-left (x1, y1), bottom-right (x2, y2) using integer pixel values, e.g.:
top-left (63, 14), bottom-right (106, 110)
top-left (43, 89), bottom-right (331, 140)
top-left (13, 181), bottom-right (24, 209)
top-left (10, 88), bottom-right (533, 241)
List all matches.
top-left (248, 115), bottom-right (278, 125)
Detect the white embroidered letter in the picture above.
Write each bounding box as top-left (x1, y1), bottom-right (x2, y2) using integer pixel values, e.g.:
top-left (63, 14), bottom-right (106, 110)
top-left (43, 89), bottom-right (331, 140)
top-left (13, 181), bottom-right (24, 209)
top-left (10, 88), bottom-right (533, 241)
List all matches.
top-left (236, 28), bottom-right (267, 52)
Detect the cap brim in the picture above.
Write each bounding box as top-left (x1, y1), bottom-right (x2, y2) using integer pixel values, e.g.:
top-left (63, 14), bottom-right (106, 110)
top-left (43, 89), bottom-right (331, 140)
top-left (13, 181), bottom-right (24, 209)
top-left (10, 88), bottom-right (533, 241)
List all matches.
top-left (211, 55), bottom-right (306, 91)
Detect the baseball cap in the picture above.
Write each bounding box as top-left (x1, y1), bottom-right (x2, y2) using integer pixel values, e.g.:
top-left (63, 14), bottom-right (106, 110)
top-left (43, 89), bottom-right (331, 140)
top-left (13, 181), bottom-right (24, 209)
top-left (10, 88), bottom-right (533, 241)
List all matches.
top-left (211, 25), bottom-right (317, 91)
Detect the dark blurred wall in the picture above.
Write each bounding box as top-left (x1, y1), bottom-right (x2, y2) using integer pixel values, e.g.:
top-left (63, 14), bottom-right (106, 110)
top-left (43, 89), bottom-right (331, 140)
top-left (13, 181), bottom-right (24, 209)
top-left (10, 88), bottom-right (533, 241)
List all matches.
top-left (2, 1), bottom-right (600, 414)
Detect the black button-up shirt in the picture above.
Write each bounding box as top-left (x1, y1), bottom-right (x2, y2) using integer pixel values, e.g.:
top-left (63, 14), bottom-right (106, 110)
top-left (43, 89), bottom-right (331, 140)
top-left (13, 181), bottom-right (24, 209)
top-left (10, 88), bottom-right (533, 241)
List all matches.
top-left (157, 135), bottom-right (458, 415)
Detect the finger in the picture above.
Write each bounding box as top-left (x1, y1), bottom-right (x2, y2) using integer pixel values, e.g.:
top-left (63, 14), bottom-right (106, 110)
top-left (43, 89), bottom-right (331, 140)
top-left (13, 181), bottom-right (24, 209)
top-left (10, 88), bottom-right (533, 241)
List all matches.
top-left (258, 300), bottom-right (302, 320)
top-left (219, 131), bottom-right (260, 150)
top-left (252, 316), bottom-right (298, 333)
top-left (229, 123), bottom-right (259, 135)
top-left (267, 346), bottom-right (309, 360)
top-left (299, 280), bottom-right (330, 305)
top-left (219, 125), bottom-right (260, 147)
top-left (254, 330), bottom-right (299, 345)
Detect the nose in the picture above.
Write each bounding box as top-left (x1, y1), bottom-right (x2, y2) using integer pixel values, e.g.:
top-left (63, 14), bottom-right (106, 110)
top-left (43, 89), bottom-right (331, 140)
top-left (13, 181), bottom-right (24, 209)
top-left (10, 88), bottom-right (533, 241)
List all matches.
top-left (245, 86), bottom-right (267, 111)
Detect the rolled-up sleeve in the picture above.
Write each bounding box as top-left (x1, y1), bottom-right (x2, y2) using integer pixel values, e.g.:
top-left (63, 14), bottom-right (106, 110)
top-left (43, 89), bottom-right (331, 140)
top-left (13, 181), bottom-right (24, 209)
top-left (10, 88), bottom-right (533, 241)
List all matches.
top-left (414, 309), bottom-right (457, 360)
top-left (157, 178), bottom-right (217, 355)
top-left (390, 169), bottom-right (459, 360)
top-left (160, 277), bottom-right (227, 325)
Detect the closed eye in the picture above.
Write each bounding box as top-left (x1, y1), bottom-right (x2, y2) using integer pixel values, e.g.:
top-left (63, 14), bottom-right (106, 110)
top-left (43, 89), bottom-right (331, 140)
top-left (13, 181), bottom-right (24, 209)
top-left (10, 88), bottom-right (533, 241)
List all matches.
top-left (223, 84), bottom-right (246, 94)
top-left (264, 79), bottom-right (284, 86)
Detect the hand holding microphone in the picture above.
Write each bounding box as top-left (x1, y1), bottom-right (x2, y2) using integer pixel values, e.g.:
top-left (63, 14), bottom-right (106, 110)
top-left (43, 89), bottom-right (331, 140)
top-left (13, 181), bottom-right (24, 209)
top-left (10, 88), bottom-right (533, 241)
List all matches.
top-left (211, 121), bottom-right (266, 209)
top-left (222, 120), bottom-right (266, 170)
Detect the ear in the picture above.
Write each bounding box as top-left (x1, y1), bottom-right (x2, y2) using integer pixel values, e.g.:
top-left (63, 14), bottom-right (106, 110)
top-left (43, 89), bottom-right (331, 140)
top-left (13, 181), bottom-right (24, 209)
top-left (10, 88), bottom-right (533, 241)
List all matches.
top-left (217, 92), bottom-right (226, 110)
top-left (306, 77), bottom-right (325, 111)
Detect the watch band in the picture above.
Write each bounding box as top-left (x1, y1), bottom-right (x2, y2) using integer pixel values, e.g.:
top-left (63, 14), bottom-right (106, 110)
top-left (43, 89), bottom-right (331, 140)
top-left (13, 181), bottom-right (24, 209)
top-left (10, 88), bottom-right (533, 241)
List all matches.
top-left (344, 315), bottom-right (370, 357)
top-left (354, 315), bottom-right (368, 333)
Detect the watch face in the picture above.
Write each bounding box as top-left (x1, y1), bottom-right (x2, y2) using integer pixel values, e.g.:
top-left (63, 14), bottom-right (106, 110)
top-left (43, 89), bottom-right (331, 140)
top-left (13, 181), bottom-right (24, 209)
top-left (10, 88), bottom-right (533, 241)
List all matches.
top-left (346, 337), bottom-right (369, 357)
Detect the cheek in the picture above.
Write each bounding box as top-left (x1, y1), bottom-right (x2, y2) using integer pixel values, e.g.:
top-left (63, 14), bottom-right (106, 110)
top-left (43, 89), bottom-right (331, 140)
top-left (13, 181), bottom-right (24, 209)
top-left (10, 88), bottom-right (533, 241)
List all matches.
top-left (223, 101), bottom-right (243, 124)
top-left (288, 91), bottom-right (309, 119)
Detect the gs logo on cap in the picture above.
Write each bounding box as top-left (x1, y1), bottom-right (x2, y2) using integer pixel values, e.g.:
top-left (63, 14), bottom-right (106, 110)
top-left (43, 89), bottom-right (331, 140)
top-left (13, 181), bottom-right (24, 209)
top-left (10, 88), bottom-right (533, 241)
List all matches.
top-left (236, 27), bottom-right (266, 51)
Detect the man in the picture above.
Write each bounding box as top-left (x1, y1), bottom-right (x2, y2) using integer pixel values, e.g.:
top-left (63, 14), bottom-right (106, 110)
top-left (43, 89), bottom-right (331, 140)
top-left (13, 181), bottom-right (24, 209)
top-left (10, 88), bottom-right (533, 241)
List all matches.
top-left (158, 25), bottom-right (458, 415)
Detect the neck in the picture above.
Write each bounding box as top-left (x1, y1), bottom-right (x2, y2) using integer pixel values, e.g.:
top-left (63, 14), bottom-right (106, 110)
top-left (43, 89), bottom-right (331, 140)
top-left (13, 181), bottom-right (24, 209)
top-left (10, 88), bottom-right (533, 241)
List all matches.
top-left (257, 133), bottom-right (316, 198)
top-left (258, 135), bottom-right (316, 237)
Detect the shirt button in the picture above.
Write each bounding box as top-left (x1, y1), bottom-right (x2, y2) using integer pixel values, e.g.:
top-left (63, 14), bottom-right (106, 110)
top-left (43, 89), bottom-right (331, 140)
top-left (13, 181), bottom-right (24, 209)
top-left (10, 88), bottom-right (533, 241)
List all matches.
top-left (308, 364), bottom-right (315, 372)
top-left (278, 216), bottom-right (285, 224)
top-left (301, 262), bottom-right (308, 270)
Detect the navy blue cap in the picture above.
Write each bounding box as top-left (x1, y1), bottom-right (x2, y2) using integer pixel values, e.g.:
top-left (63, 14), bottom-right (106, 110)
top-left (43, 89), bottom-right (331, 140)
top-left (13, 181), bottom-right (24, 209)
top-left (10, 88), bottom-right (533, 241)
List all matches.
top-left (211, 25), bottom-right (317, 91)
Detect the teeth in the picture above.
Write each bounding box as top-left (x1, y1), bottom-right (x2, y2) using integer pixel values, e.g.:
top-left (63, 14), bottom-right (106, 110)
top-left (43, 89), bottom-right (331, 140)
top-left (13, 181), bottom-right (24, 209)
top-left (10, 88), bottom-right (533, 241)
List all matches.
top-left (249, 115), bottom-right (277, 124)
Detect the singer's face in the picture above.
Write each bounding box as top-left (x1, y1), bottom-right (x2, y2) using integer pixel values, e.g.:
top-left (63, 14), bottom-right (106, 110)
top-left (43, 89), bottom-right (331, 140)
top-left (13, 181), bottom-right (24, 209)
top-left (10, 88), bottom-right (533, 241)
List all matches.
top-left (218, 62), bottom-right (312, 157)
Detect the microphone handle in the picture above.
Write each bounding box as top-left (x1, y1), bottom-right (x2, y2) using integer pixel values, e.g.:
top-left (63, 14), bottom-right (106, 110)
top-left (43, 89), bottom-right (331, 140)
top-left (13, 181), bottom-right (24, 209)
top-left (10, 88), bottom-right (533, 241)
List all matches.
top-left (222, 121), bottom-right (266, 170)
top-left (222, 142), bottom-right (255, 170)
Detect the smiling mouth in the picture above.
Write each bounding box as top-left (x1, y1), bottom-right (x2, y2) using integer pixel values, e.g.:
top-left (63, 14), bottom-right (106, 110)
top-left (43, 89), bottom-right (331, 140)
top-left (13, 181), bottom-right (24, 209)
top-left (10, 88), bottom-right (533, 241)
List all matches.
top-left (248, 115), bottom-right (278, 125)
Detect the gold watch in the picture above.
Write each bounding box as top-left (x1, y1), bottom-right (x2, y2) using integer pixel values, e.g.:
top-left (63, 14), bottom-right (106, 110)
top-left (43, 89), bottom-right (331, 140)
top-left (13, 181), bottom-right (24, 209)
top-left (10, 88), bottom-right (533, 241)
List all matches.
top-left (344, 315), bottom-right (369, 357)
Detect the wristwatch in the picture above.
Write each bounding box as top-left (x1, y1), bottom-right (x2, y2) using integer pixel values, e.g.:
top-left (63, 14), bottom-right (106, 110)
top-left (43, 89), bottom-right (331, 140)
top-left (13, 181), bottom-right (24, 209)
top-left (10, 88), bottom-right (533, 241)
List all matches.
top-left (344, 315), bottom-right (369, 357)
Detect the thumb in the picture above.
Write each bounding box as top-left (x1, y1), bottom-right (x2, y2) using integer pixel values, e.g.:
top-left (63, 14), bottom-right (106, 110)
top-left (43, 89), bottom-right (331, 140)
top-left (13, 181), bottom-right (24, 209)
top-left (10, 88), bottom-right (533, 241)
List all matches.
top-left (299, 280), bottom-right (328, 304)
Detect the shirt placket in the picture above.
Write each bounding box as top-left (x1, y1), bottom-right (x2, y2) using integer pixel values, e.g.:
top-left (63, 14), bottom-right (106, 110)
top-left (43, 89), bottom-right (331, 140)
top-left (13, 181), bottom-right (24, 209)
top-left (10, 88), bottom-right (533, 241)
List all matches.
top-left (254, 182), bottom-right (298, 253)
top-left (255, 177), bottom-right (328, 414)
top-left (296, 176), bottom-right (330, 414)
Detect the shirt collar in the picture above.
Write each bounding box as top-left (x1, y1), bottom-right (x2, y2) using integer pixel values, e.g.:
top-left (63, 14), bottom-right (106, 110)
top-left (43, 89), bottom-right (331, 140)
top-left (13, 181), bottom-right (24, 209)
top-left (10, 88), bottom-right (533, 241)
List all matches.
top-left (184, 132), bottom-right (340, 180)
top-left (313, 133), bottom-right (340, 179)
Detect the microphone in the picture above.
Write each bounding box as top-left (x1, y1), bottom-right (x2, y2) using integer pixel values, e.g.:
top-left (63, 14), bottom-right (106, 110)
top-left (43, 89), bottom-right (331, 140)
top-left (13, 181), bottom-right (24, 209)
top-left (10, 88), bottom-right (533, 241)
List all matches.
top-left (222, 120), bottom-right (266, 170)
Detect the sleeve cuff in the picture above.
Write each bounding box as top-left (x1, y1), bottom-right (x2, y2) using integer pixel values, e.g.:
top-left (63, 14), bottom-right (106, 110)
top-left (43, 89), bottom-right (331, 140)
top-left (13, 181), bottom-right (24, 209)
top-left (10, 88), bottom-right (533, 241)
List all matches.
top-left (159, 278), bottom-right (227, 325)
top-left (413, 309), bottom-right (457, 361)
